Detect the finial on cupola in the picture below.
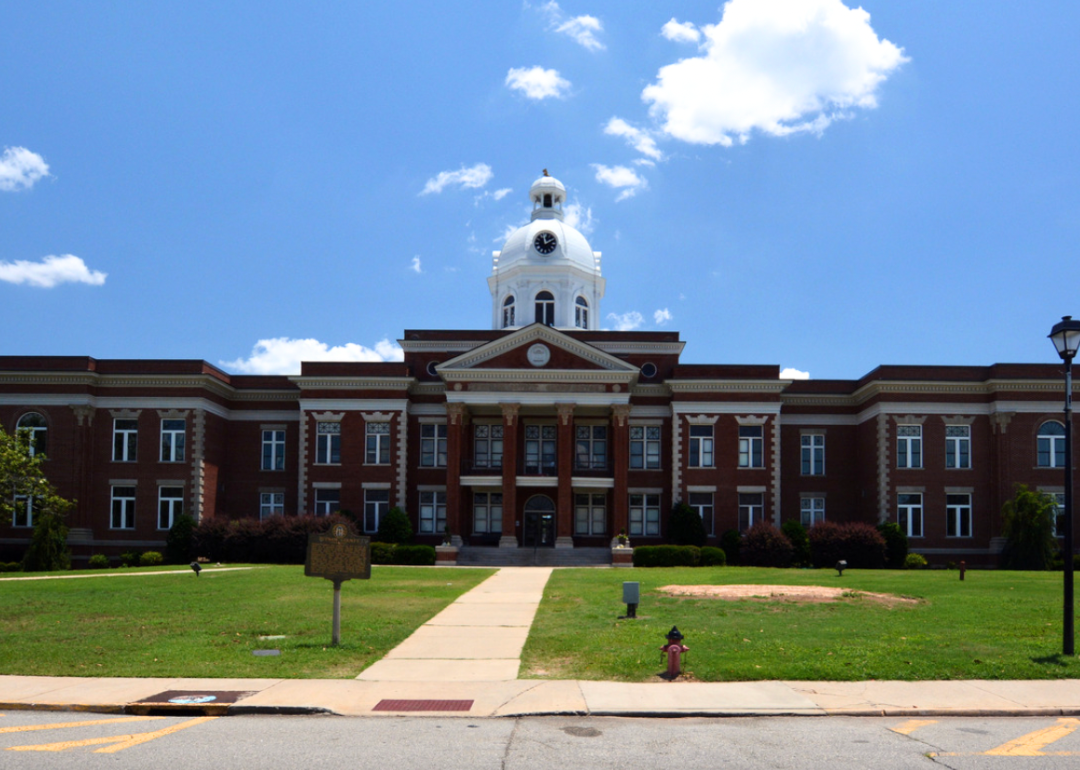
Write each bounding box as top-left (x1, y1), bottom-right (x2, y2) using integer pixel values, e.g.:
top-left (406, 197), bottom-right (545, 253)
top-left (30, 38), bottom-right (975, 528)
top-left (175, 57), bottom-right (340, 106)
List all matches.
top-left (543, 168), bottom-right (549, 176)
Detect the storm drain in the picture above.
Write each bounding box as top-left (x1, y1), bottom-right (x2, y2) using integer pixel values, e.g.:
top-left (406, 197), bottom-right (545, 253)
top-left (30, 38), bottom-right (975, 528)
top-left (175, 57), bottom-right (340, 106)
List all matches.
top-left (373, 699), bottom-right (474, 712)
top-left (129, 690), bottom-right (255, 716)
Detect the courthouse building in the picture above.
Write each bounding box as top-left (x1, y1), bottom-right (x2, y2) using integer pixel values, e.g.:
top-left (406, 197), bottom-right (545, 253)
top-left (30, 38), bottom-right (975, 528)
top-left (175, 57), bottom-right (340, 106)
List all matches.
top-left (1, 173), bottom-right (1075, 566)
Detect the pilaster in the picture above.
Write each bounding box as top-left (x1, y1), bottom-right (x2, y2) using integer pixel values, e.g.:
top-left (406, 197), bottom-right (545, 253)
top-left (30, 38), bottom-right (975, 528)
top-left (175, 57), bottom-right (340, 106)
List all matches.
top-left (500, 403), bottom-right (520, 547)
top-left (556, 403), bottom-right (575, 548)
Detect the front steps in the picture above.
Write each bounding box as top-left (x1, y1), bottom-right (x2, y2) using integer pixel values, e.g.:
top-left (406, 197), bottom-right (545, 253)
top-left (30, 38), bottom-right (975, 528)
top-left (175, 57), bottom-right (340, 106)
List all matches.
top-left (456, 546), bottom-right (612, 567)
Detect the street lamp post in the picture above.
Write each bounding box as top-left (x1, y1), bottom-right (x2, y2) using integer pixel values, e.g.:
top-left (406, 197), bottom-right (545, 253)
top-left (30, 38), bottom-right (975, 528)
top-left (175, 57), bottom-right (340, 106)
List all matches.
top-left (1049, 315), bottom-right (1080, 656)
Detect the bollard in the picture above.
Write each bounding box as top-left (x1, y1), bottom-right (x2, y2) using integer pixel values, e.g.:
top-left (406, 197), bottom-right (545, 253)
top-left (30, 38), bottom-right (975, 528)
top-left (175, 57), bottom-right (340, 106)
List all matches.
top-left (959, 560), bottom-right (966, 581)
top-left (622, 581), bottom-right (640, 619)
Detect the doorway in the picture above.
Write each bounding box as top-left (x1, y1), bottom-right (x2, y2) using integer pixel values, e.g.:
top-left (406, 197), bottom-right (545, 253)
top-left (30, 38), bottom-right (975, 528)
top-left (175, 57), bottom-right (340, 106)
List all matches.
top-left (522, 495), bottom-right (556, 548)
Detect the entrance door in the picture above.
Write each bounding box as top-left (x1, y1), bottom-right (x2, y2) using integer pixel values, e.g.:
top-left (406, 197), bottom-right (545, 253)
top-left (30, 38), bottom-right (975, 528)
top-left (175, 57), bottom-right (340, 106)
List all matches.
top-left (523, 495), bottom-right (556, 548)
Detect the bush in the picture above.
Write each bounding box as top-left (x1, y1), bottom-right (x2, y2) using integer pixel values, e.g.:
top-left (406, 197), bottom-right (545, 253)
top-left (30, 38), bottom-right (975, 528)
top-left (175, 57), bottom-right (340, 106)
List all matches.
top-left (376, 507), bottom-right (413, 545)
top-left (21, 510), bottom-right (71, 572)
top-left (782, 520), bottom-right (811, 567)
top-left (190, 514), bottom-right (353, 564)
top-left (720, 530), bottom-right (742, 566)
top-left (120, 551), bottom-right (140, 567)
top-left (699, 546), bottom-right (727, 567)
top-left (904, 553), bottom-right (928, 570)
top-left (166, 514), bottom-right (196, 564)
top-left (369, 542), bottom-right (437, 565)
top-left (877, 522), bottom-right (908, 569)
top-left (370, 542), bottom-right (397, 564)
top-left (139, 551), bottom-right (164, 567)
top-left (741, 522), bottom-right (794, 568)
top-left (1001, 484), bottom-right (1057, 570)
top-left (88, 554), bottom-right (110, 569)
top-left (667, 502), bottom-right (707, 547)
top-left (0, 561), bottom-right (21, 572)
top-left (632, 545), bottom-right (700, 567)
top-left (808, 521), bottom-right (886, 569)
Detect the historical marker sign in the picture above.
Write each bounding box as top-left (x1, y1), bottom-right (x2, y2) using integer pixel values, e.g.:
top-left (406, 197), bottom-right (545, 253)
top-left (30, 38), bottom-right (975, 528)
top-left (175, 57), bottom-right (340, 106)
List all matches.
top-left (305, 523), bottom-right (371, 582)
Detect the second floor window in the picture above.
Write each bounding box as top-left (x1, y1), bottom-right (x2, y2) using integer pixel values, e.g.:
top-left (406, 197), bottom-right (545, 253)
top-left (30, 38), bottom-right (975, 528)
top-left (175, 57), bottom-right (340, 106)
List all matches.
top-left (262, 429), bottom-right (285, 471)
top-left (315, 422), bottom-right (341, 464)
top-left (366, 422), bottom-right (391, 464)
top-left (16, 412), bottom-right (47, 457)
top-left (113, 419), bottom-right (138, 462)
top-left (474, 424), bottom-right (503, 469)
top-left (688, 425), bottom-right (713, 467)
top-left (945, 425), bottom-right (971, 469)
top-left (629, 426), bottom-right (661, 470)
top-left (160, 419), bottom-right (186, 462)
top-left (1038, 421), bottom-right (1066, 468)
top-left (575, 425), bottom-right (607, 471)
top-left (896, 425), bottom-right (922, 469)
top-left (800, 434), bottom-right (824, 475)
top-left (420, 424), bottom-right (447, 467)
top-left (738, 426), bottom-right (763, 468)
top-left (524, 425), bottom-right (557, 474)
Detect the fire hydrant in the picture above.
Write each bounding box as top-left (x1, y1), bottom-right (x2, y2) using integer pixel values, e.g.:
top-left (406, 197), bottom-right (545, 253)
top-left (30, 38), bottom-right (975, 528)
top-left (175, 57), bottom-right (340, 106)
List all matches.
top-left (660, 626), bottom-right (689, 679)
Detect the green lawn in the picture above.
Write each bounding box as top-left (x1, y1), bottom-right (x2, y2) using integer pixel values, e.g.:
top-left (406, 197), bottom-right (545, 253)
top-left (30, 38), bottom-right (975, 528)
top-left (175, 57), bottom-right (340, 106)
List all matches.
top-left (0, 565), bottom-right (494, 678)
top-left (520, 567), bottom-right (1080, 682)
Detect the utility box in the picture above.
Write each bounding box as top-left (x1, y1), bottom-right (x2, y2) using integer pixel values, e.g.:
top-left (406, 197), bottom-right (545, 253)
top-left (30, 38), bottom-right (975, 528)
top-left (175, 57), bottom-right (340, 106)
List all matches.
top-left (623, 581), bottom-right (640, 604)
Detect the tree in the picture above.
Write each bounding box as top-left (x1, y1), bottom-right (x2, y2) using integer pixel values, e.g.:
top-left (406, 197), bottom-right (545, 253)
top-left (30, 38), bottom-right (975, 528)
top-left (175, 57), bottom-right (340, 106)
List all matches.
top-left (376, 507), bottom-right (413, 544)
top-left (1001, 484), bottom-right (1058, 570)
top-left (668, 502), bottom-right (707, 547)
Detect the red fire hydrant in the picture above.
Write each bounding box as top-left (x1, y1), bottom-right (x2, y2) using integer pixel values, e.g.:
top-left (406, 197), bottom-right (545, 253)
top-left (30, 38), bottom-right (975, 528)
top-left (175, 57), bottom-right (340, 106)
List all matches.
top-left (660, 626), bottom-right (689, 679)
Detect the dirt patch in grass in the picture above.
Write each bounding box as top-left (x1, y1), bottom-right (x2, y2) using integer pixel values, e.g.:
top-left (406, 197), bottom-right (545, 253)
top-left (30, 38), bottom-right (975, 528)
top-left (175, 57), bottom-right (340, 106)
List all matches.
top-left (659, 584), bottom-right (919, 607)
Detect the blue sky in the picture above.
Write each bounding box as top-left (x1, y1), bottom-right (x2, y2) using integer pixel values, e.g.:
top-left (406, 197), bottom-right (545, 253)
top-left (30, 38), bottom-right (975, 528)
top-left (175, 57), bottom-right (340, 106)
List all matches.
top-left (2, 1), bottom-right (1077, 380)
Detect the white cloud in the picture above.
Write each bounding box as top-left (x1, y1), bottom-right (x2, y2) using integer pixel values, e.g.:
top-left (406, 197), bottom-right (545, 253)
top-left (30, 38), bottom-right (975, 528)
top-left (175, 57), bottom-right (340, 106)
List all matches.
top-left (661, 18), bottom-right (701, 45)
top-left (410, 256), bottom-right (422, 274)
top-left (420, 163), bottom-right (494, 195)
top-left (642, 0), bottom-right (908, 146)
top-left (607, 311), bottom-right (644, 331)
top-left (654, 308), bottom-right (672, 325)
top-left (540, 2), bottom-right (605, 51)
top-left (0, 254), bottom-right (106, 288)
top-left (780, 367), bottom-right (811, 380)
top-left (604, 117), bottom-right (663, 161)
top-left (0, 147), bottom-right (49, 191)
top-left (492, 188), bottom-right (513, 201)
top-left (592, 164), bottom-right (647, 201)
top-left (563, 202), bottom-right (596, 235)
top-left (506, 66), bottom-right (571, 100)
top-left (222, 337), bottom-right (404, 375)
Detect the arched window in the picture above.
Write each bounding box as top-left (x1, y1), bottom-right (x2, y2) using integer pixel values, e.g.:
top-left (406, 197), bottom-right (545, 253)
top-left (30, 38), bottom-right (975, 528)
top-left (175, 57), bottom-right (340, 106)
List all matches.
top-left (502, 295), bottom-right (516, 328)
top-left (1037, 421), bottom-right (1066, 467)
top-left (17, 412), bottom-right (48, 457)
top-left (535, 291), bottom-right (555, 326)
top-left (575, 296), bottom-right (589, 329)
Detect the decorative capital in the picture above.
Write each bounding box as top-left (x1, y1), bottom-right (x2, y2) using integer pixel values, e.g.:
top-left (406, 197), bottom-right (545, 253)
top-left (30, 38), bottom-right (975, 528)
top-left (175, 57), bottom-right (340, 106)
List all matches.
top-left (611, 403), bottom-right (631, 427)
top-left (991, 411), bottom-right (1014, 435)
top-left (70, 405), bottom-right (95, 427)
top-left (500, 402), bottom-right (521, 426)
top-left (447, 403), bottom-right (469, 425)
top-left (556, 403), bottom-right (575, 425)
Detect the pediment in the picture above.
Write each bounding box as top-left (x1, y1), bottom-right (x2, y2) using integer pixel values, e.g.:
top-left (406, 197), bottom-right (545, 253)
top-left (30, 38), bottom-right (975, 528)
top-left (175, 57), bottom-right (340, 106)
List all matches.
top-left (437, 324), bottom-right (639, 376)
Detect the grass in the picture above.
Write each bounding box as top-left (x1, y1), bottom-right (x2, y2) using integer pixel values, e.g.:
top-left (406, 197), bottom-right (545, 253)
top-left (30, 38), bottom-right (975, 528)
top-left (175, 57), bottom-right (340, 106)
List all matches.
top-left (0, 564), bottom-right (494, 678)
top-left (520, 567), bottom-right (1080, 682)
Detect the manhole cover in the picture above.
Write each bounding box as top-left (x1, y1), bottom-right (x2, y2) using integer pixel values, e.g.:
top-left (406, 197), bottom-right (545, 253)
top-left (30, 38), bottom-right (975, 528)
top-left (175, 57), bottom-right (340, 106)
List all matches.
top-left (137, 690), bottom-right (254, 705)
top-left (373, 699), bottom-right (473, 712)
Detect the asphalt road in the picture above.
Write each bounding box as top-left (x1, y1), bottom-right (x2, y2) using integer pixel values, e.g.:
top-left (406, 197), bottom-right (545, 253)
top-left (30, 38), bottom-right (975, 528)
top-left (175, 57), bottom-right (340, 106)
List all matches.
top-left (2, 712), bottom-right (1080, 769)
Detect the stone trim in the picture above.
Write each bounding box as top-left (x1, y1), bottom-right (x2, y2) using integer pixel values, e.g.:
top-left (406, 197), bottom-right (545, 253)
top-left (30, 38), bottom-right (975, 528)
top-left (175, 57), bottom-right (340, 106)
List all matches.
top-left (297, 409), bottom-right (309, 514)
top-left (312, 481), bottom-right (342, 490)
top-left (190, 409), bottom-right (206, 522)
top-left (877, 413), bottom-right (889, 522)
top-left (71, 405), bottom-right (95, 426)
top-left (735, 415), bottom-right (769, 426)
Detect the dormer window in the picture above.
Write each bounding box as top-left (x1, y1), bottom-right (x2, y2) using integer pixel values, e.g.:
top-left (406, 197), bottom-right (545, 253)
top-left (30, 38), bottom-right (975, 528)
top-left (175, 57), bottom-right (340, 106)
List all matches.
top-left (535, 291), bottom-right (555, 326)
top-left (502, 295), bottom-right (516, 328)
top-left (575, 296), bottom-right (589, 329)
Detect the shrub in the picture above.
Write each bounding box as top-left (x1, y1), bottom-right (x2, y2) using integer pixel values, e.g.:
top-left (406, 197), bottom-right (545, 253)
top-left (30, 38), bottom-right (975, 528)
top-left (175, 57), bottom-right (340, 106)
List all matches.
top-left (904, 553), bottom-right (928, 569)
top-left (1001, 484), bottom-right (1057, 570)
top-left (88, 554), bottom-right (110, 569)
top-left (632, 545), bottom-right (700, 567)
top-left (741, 522), bottom-right (794, 568)
top-left (877, 522), bottom-right (908, 569)
top-left (391, 544), bottom-right (436, 565)
top-left (139, 551), bottom-right (164, 567)
top-left (190, 514), bottom-right (354, 564)
top-left (782, 520), bottom-right (811, 567)
top-left (370, 542), bottom-right (397, 564)
top-left (808, 521), bottom-right (886, 569)
top-left (0, 561), bottom-right (21, 572)
top-left (667, 502), bottom-right (707, 547)
top-left (376, 507), bottom-right (413, 545)
top-left (165, 514), bottom-right (196, 564)
top-left (699, 546), bottom-right (727, 567)
top-left (720, 529), bottom-right (742, 566)
top-left (120, 551), bottom-right (140, 567)
top-left (21, 510), bottom-right (71, 572)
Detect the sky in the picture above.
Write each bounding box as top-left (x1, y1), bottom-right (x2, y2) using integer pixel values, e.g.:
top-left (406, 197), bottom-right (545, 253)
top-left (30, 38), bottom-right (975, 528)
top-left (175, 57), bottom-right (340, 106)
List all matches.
top-left (2, 1), bottom-right (1078, 380)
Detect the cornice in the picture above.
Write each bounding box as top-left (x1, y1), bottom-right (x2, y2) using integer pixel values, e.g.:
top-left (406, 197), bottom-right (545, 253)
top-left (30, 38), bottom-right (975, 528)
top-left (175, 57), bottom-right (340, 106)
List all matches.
top-left (669, 380), bottom-right (787, 394)
top-left (590, 341), bottom-right (686, 356)
top-left (441, 369), bottom-right (636, 384)
top-left (409, 382), bottom-right (448, 396)
top-left (630, 383), bottom-right (672, 398)
top-left (289, 377), bottom-right (414, 391)
top-left (440, 325), bottom-right (639, 373)
top-left (0, 373), bottom-right (97, 387)
top-left (399, 341), bottom-right (484, 353)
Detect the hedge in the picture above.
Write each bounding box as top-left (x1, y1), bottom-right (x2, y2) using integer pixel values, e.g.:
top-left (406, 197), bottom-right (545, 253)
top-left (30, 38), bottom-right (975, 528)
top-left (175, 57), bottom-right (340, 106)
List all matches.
top-left (191, 514), bottom-right (356, 564)
top-left (371, 543), bottom-right (436, 566)
top-left (632, 545), bottom-right (700, 567)
top-left (699, 546), bottom-right (727, 567)
top-left (808, 521), bottom-right (887, 569)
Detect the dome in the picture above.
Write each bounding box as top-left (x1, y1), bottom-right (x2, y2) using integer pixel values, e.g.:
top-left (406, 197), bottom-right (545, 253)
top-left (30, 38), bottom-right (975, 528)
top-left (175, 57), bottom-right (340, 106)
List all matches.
top-left (497, 214), bottom-right (597, 272)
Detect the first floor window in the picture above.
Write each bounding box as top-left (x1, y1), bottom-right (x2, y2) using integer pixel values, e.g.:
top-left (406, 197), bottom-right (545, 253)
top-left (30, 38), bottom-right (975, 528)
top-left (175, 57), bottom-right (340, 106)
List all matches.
top-left (262, 429), bottom-right (285, 471)
top-left (419, 490), bottom-right (447, 534)
top-left (473, 424), bottom-right (504, 469)
top-left (896, 425), bottom-right (922, 469)
top-left (260, 492), bottom-right (284, 519)
top-left (473, 492), bottom-right (503, 534)
top-left (801, 434), bottom-right (825, 475)
top-left (739, 426), bottom-right (764, 468)
top-left (12, 495), bottom-right (35, 528)
top-left (689, 425), bottom-right (713, 467)
top-left (364, 490), bottom-right (390, 533)
top-left (575, 425), bottom-right (607, 471)
top-left (898, 493), bottom-right (923, 538)
top-left (160, 419), bottom-right (186, 462)
top-left (945, 425), bottom-right (971, 469)
top-left (629, 425), bottom-right (661, 470)
top-left (366, 421), bottom-right (391, 464)
top-left (629, 493), bottom-right (661, 537)
top-left (688, 492), bottom-right (714, 536)
top-left (946, 494), bottom-right (972, 538)
top-left (574, 493), bottom-right (606, 536)
top-left (1053, 492), bottom-right (1066, 537)
top-left (420, 424), bottom-right (448, 467)
top-left (314, 488), bottom-right (340, 516)
top-left (158, 487), bottom-right (183, 530)
top-left (800, 497), bottom-right (826, 527)
top-left (315, 422), bottom-right (341, 464)
top-left (113, 418), bottom-right (138, 462)
top-left (738, 493), bottom-right (764, 531)
top-left (111, 486), bottom-right (136, 529)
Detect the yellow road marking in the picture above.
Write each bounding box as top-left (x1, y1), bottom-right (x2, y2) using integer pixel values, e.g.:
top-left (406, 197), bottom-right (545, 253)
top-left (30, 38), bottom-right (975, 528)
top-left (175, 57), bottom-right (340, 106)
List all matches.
top-left (0, 716), bottom-right (161, 735)
top-left (984, 718), bottom-right (1080, 756)
top-left (891, 719), bottom-right (938, 735)
top-left (6, 716), bottom-right (215, 753)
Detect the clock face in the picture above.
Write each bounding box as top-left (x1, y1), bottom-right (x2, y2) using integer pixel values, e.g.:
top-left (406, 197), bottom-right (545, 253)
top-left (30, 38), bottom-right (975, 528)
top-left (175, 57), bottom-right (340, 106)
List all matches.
top-left (534, 232), bottom-right (557, 255)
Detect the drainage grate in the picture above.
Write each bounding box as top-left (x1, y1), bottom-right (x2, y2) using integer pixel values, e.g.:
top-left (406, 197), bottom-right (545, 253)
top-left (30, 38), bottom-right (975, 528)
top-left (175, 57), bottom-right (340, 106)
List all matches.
top-left (136, 690), bottom-right (253, 705)
top-left (373, 699), bottom-right (474, 712)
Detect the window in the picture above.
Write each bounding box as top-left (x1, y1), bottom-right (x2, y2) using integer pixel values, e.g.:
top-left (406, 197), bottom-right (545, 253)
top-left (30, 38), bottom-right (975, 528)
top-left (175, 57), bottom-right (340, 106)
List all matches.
top-left (629, 493), bottom-right (661, 536)
top-left (262, 429), bottom-right (285, 471)
top-left (473, 492), bottom-right (503, 534)
top-left (502, 295), bottom-right (515, 328)
top-left (535, 290), bottom-right (555, 326)
top-left (738, 493), bottom-right (764, 530)
top-left (575, 296), bottom-right (589, 329)
top-left (16, 412), bottom-right (47, 456)
top-left (314, 489), bottom-right (340, 516)
top-left (738, 426), bottom-right (764, 468)
top-left (1052, 492), bottom-right (1066, 537)
top-left (897, 493), bottom-right (923, 538)
top-left (688, 492), bottom-right (714, 536)
top-left (946, 493), bottom-right (972, 538)
top-left (419, 491), bottom-right (447, 534)
top-left (629, 426), bottom-right (661, 470)
top-left (896, 425), bottom-right (922, 469)
top-left (260, 492), bottom-right (284, 519)
top-left (524, 425), bottom-right (557, 475)
top-left (420, 424), bottom-right (447, 468)
top-left (800, 497), bottom-right (826, 527)
top-left (315, 421), bottom-right (341, 464)
top-left (473, 424), bottom-right (503, 469)
top-left (113, 419), bottom-right (138, 462)
top-left (160, 419), bottom-right (186, 462)
top-left (158, 487), bottom-right (183, 530)
top-left (574, 493), bottom-right (606, 535)
top-left (12, 495), bottom-right (35, 528)
top-left (364, 490), bottom-right (390, 533)
top-left (575, 425), bottom-right (607, 471)
top-left (1038, 421), bottom-right (1066, 468)
top-left (688, 425), bottom-right (713, 468)
top-left (111, 486), bottom-right (136, 529)
top-left (800, 434), bottom-right (825, 476)
top-left (945, 425), bottom-right (971, 469)
top-left (366, 421), bottom-right (391, 464)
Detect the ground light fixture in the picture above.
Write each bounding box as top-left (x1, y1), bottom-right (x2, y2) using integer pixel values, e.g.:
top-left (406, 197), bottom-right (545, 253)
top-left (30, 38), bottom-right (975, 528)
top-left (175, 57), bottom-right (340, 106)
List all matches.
top-left (1048, 315), bottom-right (1080, 656)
